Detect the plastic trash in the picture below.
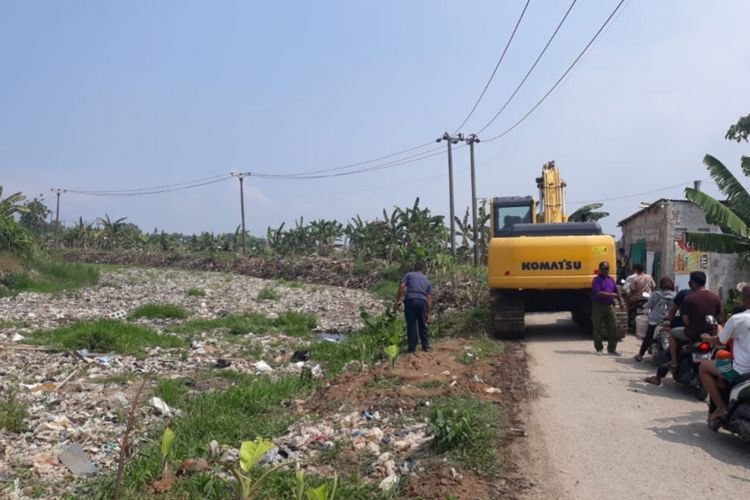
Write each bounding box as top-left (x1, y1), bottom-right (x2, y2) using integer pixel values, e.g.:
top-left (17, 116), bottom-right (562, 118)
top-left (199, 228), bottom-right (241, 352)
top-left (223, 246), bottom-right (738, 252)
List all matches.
top-left (362, 410), bottom-right (374, 420)
top-left (58, 443), bottom-right (97, 475)
top-left (253, 360), bottom-right (273, 373)
top-left (97, 356), bottom-right (113, 366)
top-left (214, 358), bottom-right (232, 369)
top-left (291, 350), bottom-right (310, 362)
top-left (317, 332), bottom-right (348, 343)
top-left (150, 397), bottom-right (173, 417)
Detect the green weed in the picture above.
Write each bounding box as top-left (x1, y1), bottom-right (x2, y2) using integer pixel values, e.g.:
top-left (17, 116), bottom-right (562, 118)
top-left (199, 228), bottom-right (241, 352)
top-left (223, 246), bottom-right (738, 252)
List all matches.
top-left (428, 397), bottom-right (502, 475)
top-left (418, 380), bottom-right (443, 389)
top-left (0, 260), bottom-right (99, 297)
top-left (153, 378), bottom-right (190, 408)
top-left (276, 278), bottom-right (303, 289)
top-left (172, 311), bottom-right (317, 338)
top-left (186, 287), bottom-right (207, 297)
top-left (130, 303), bottom-right (189, 320)
top-left (257, 286), bottom-right (281, 301)
top-left (369, 280), bottom-right (399, 302)
top-left (0, 386), bottom-right (28, 432)
top-left (26, 319), bottom-right (184, 357)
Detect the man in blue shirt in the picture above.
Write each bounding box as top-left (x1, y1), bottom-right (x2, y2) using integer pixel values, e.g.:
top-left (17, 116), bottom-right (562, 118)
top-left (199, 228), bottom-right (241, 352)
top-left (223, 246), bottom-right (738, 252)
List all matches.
top-left (394, 262), bottom-right (433, 353)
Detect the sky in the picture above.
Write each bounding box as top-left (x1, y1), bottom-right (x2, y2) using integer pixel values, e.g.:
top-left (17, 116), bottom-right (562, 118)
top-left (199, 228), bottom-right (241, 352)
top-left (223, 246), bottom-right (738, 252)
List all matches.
top-left (1, 0), bottom-right (749, 238)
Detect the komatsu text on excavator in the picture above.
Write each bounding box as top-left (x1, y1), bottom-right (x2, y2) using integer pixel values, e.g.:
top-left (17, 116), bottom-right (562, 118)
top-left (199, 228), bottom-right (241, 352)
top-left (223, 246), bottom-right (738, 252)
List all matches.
top-left (488, 161), bottom-right (616, 338)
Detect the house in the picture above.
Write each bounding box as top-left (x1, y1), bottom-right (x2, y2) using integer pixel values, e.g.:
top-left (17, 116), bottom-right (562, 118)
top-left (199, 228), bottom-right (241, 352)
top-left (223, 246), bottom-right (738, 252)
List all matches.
top-left (618, 198), bottom-right (748, 300)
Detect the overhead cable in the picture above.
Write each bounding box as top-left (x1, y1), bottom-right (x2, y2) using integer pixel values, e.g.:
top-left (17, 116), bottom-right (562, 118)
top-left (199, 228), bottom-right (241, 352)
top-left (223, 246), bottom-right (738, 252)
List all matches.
top-left (476, 0), bottom-right (578, 135)
top-left (454, 0), bottom-right (531, 132)
top-left (484, 0), bottom-right (627, 142)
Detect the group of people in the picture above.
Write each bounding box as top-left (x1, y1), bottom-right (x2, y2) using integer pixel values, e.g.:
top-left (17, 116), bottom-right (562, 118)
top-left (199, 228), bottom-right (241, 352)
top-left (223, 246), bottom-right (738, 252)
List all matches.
top-left (594, 255), bottom-right (750, 423)
top-left (394, 256), bottom-right (750, 425)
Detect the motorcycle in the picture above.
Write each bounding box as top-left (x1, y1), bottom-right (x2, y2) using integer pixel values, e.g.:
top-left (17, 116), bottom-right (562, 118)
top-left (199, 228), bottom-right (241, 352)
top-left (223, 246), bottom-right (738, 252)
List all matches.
top-left (667, 315), bottom-right (718, 400)
top-left (707, 347), bottom-right (750, 443)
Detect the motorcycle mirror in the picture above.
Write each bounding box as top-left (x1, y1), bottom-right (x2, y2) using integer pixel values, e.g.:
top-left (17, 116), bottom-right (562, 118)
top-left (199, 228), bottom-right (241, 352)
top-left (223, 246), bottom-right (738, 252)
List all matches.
top-left (705, 315), bottom-right (717, 326)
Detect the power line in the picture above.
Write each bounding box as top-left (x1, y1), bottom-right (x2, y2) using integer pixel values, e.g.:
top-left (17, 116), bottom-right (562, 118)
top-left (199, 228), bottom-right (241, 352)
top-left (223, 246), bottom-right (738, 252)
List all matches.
top-left (568, 181), bottom-right (691, 205)
top-left (64, 176), bottom-right (232, 196)
top-left (454, 0), bottom-right (531, 133)
top-left (251, 143), bottom-right (460, 180)
top-left (66, 173), bottom-right (231, 195)
top-left (484, 0), bottom-right (627, 143)
top-left (476, 0), bottom-right (578, 135)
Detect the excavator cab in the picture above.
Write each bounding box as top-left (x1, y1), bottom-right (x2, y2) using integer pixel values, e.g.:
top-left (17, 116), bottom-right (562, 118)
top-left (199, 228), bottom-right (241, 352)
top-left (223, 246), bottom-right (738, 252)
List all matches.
top-left (492, 196), bottom-right (534, 236)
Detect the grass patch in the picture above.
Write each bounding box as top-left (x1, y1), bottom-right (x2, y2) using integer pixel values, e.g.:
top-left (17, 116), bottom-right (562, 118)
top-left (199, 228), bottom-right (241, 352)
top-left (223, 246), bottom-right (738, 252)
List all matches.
top-left (433, 307), bottom-right (490, 338)
top-left (0, 386), bottom-right (28, 432)
top-left (455, 338), bottom-right (502, 365)
top-left (276, 278), bottom-right (303, 289)
top-left (153, 378), bottom-right (190, 408)
top-left (90, 374), bottom-right (313, 498)
top-left (186, 287), bottom-right (207, 297)
top-left (369, 280), bottom-right (399, 302)
top-left (172, 311), bottom-right (317, 338)
top-left (257, 286), bottom-right (281, 301)
top-left (26, 319), bottom-right (184, 357)
top-left (0, 260), bottom-right (99, 297)
top-left (428, 397), bottom-right (503, 475)
top-left (130, 303), bottom-right (189, 320)
top-left (367, 374), bottom-right (403, 390)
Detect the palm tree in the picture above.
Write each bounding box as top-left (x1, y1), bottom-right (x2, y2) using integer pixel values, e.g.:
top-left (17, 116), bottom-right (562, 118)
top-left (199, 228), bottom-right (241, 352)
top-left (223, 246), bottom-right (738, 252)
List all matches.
top-left (684, 155), bottom-right (750, 253)
top-left (97, 214), bottom-right (128, 249)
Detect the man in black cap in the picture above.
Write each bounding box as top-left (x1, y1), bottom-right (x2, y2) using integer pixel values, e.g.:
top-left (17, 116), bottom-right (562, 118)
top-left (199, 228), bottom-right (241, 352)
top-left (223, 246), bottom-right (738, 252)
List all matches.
top-left (591, 261), bottom-right (624, 355)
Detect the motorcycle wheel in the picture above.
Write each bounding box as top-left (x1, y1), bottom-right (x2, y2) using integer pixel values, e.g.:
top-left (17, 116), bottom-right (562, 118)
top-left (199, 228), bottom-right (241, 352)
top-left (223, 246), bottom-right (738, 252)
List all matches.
top-left (694, 382), bottom-right (708, 401)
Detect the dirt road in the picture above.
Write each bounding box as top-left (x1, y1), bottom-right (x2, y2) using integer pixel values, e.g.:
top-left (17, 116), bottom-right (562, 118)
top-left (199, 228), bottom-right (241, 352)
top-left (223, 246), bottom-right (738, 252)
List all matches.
top-left (521, 312), bottom-right (750, 500)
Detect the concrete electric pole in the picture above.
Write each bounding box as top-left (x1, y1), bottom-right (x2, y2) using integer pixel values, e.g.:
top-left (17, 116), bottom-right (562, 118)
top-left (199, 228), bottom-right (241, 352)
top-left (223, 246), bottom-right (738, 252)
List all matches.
top-left (51, 188), bottom-right (66, 248)
top-left (436, 132), bottom-right (463, 256)
top-left (465, 134), bottom-right (481, 267)
top-left (231, 173), bottom-right (248, 255)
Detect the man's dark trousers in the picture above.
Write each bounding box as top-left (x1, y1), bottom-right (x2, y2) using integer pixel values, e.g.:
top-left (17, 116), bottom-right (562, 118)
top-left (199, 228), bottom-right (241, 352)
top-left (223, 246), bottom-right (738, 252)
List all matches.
top-left (404, 298), bottom-right (429, 352)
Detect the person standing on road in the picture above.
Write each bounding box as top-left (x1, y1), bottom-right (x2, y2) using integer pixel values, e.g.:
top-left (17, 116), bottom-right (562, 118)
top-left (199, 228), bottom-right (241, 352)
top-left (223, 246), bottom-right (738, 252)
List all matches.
top-left (591, 261), bottom-right (625, 355)
top-left (634, 276), bottom-right (676, 362)
top-left (394, 262), bottom-right (433, 353)
top-left (699, 285), bottom-right (750, 422)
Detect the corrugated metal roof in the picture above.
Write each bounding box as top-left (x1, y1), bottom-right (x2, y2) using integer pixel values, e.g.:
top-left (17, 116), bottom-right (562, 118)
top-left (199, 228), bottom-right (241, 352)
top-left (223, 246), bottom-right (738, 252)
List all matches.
top-left (617, 199), bottom-right (692, 227)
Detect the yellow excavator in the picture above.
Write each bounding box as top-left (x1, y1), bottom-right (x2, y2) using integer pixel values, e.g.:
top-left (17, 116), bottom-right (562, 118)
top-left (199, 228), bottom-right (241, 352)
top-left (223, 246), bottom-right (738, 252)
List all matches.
top-left (488, 161), bottom-right (617, 338)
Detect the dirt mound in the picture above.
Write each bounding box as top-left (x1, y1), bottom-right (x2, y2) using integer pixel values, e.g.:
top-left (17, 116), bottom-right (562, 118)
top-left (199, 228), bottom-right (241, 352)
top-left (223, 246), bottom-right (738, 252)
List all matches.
top-left (59, 249), bottom-right (382, 289)
top-left (307, 338), bottom-right (536, 499)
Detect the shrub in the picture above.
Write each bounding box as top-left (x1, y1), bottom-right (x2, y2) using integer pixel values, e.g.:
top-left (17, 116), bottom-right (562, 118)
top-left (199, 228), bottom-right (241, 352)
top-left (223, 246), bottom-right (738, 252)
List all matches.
top-left (257, 286), bottom-right (280, 301)
top-left (0, 386), bottom-right (28, 432)
top-left (186, 287), bottom-right (207, 297)
top-left (131, 303), bottom-right (189, 320)
top-left (27, 320), bottom-right (185, 357)
top-left (428, 397), bottom-right (502, 474)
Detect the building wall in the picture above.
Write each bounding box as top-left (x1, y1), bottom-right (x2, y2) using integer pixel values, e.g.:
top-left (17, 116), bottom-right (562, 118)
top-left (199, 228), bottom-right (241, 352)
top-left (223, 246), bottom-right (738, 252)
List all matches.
top-left (620, 200), bottom-right (750, 301)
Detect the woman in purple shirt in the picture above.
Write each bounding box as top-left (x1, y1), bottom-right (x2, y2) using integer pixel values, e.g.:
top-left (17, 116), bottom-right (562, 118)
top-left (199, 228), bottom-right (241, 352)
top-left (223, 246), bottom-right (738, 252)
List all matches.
top-left (592, 261), bottom-right (625, 355)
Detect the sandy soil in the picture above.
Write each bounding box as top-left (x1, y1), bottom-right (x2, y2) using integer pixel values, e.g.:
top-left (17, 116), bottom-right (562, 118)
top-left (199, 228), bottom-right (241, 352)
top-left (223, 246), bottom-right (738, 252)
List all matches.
top-left (521, 312), bottom-right (750, 500)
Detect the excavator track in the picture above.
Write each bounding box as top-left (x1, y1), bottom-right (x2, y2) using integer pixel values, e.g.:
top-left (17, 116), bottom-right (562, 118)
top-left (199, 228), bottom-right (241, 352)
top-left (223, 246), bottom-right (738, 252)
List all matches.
top-left (491, 290), bottom-right (525, 339)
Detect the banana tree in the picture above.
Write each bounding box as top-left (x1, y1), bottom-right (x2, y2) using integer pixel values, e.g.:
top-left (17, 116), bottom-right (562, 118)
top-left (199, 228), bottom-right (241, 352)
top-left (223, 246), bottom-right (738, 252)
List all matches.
top-left (684, 155), bottom-right (750, 253)
top-left (0, 186), bottom-right (32, 257)
top-left (568, 203), bottom-right (609, 222)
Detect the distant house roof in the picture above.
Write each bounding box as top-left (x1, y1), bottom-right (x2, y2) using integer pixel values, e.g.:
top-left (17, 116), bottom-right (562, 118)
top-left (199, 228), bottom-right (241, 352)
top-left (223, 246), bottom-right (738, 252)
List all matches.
top-left (617, 199), bottom-right (693, 227)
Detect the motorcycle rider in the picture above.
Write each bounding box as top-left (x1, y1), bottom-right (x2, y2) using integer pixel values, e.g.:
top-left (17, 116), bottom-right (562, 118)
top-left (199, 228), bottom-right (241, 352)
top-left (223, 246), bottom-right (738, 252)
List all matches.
top-left (645, 271), bottom-right (720, 386)
top-left (634, 276), bottom-right (676, 362)
top-left (624, 263), bottom-right (656, 332)
top-left (699, 285), bottom-right (750, 423)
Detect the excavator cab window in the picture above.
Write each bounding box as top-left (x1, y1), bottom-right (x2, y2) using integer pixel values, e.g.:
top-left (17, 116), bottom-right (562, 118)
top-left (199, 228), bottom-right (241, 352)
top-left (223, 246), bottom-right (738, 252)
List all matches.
top-left (493, 200), bottom-right (533, 237)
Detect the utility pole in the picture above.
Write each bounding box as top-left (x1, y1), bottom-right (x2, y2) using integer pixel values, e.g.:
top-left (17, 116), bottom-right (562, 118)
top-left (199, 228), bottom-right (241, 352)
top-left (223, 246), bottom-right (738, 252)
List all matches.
top-left (51, 188), bottom-right (66, 248)
top-left (465, 134), bottom-right (480, 267)
top-left (436, 132), bottom-right (463, 256)
top-left (231, 173), bottom-right (248, 255)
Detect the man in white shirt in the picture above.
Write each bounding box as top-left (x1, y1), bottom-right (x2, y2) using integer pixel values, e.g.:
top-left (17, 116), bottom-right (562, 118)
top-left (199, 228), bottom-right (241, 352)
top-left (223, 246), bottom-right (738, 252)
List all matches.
top-left (699, 285), bottom-right (750, 422)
